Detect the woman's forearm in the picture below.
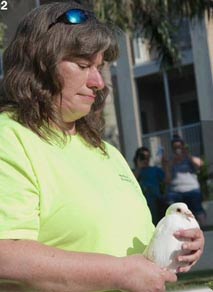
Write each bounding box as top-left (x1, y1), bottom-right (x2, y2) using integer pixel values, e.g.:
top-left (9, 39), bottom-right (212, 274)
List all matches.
top-left (0, 240), bottom-right (123, 292)
top-left (190, 156), bottom-right (204, 169)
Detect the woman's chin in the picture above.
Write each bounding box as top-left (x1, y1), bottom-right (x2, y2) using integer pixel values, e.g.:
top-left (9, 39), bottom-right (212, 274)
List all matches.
top-left (63, 111), bottom-right (90, 123)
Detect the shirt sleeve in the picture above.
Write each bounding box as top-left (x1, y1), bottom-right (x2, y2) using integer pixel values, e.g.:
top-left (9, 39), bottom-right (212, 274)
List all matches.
top-left (0, 126), bottom-right (40, 240)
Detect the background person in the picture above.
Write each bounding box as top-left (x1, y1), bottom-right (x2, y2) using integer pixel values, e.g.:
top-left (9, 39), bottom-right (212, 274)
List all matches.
top-left (167, 134), bottom-right (207, 227)
top-left (133, 146), bottom-right (169, 225)
top-left (0, 2), bottom-right (204, 291)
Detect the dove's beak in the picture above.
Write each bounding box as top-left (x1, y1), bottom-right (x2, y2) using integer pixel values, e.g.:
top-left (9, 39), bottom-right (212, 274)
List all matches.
top-left (185, 211), bottom-right (195, 219)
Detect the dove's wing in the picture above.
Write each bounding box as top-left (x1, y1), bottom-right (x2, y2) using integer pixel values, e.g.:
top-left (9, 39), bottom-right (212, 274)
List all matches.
top-left (144, 215), bottom-right (181, 267)
top-left (143, 213), bottom-right (198, 272)
top-left (143, 216), bottom-right (168, 260)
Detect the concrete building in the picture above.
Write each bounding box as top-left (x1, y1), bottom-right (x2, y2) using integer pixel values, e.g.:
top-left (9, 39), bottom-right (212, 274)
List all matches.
top-left (113, 17), bottom-right (213, 169)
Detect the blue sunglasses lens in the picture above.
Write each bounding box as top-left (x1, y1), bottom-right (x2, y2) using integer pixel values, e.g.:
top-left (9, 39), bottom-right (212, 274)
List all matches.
top-left (65, 9), bottom-right (89, 24)
top-left (48, 9), bottom-right (91, 30)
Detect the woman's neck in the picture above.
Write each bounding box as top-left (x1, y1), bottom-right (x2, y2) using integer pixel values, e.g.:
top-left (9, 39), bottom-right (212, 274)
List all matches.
top-left (65, 122), bottom-right (76, 135)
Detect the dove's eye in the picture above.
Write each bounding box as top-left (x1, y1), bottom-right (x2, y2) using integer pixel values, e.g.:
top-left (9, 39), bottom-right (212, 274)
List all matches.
top-left (177, 208), bottom-right (181, 212)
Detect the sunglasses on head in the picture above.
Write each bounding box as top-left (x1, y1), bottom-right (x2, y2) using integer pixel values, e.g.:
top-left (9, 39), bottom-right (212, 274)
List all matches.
top-left (48, 8), bottom-right (94, 30)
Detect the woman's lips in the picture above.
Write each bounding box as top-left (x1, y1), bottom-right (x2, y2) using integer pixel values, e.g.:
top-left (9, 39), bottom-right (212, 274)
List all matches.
top-left (81, 95), bottom-right (96, 102)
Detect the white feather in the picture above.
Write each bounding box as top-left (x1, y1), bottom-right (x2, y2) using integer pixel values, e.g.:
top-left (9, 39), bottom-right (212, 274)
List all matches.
top-left (143, 202), bottom-right (200, 273)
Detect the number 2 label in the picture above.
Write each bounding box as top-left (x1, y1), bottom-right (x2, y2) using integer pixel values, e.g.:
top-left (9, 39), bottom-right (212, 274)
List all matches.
top-left (1, 1), bottom-right (8, 10)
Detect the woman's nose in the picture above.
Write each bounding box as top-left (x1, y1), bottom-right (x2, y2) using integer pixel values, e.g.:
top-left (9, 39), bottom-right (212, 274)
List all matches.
top-left (87, 67), bottom-right (105, 91)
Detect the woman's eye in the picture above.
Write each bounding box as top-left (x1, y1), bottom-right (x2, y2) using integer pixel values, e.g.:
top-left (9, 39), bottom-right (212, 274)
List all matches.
top-left (78, 63), bottom-right (90, 69)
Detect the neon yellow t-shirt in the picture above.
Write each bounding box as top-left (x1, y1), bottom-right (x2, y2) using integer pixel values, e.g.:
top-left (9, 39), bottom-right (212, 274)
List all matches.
top-left (0, 113), bottom-right (154, 288)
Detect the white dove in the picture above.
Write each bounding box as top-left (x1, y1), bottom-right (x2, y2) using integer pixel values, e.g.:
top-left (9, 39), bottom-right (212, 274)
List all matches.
top-left (143, 202), bottom-right (200, 273)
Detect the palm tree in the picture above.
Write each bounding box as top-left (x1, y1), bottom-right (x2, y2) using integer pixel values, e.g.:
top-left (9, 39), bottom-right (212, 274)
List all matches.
top-left (89, 0), bottom-right (213, 68)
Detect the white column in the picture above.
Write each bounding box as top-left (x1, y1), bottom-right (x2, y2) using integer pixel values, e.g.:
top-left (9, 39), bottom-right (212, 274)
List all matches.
top-left (190, 17), bottom-right (213, 170)
top-left (163, 70), bottom-right (174, 139)
top-left (102, 64), bottom-right (120, 149)
top-left (116, 33), bottom-right (142, 166)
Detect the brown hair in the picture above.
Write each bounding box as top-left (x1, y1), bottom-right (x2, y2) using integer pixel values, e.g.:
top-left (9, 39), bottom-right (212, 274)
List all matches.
top-left (0, 1), bottom-right (119, 152)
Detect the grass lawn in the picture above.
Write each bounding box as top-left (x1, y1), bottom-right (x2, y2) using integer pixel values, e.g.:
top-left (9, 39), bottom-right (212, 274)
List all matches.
top-left (167, 270), bottom-right (213, 291)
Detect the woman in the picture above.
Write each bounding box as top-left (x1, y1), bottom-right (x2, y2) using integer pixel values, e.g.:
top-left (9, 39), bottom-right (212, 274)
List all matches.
top-left (167, 134), bottom-right (206, 226)
top-left (0, 2), bottom-right (204, 291)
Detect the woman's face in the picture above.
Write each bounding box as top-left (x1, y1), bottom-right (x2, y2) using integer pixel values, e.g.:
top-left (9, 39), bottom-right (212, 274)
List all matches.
top-left (172, 141), bottom-right (184, 155)
top-left (57, 52), bottom-right (105, 123)
top-left (137, 151), bottom-right (150, 168)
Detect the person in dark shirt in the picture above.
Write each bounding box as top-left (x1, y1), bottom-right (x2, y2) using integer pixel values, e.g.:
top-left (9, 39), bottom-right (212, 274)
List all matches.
top-left (133, 147), bottom-right (169, 225)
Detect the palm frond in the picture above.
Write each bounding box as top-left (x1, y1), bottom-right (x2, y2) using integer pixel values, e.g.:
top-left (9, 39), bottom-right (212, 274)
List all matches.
top-left (91, 0), bottom-right (213, 68)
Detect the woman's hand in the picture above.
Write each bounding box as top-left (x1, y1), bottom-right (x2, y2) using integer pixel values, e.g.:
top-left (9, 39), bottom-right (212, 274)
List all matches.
top-left (119, 255), bottom-right (177, 292)
top-left (174, 228), bottom-right (205, 273)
